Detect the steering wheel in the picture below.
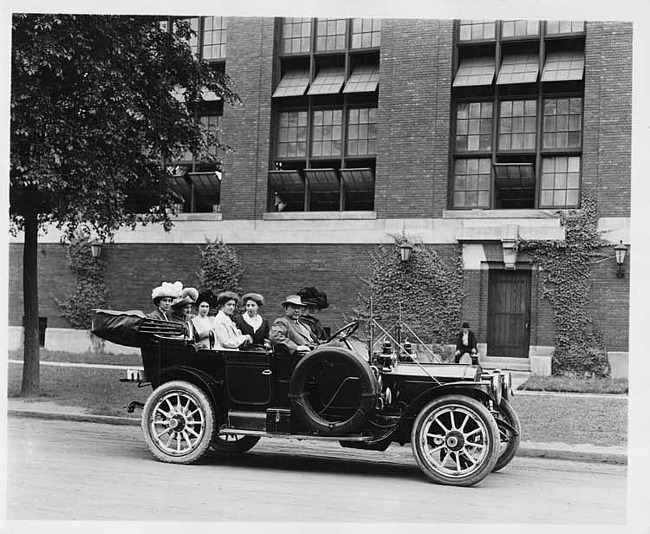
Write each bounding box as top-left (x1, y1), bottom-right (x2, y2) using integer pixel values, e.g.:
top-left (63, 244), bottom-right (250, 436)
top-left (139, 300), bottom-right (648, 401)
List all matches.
top-left (326, 321), bottom-right (359, 346)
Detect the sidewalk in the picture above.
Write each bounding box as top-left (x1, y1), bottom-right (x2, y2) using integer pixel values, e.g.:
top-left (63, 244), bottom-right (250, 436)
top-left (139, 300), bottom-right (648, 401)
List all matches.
top-left (7, 395), bottom-right (627, 466)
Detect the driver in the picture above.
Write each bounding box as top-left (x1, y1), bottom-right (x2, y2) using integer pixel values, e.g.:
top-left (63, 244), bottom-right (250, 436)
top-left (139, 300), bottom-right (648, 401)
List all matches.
top-left (269, 295), bottom-right (320, 356)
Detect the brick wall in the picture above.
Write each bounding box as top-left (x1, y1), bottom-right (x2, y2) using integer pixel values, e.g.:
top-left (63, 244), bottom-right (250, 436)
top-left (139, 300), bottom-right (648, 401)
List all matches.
top-left (376, 19), bottom-right (454, 219)
top-left (583, 21), bottom-right (633, 217)
top-left (220, 17), bottom-right (275, 220)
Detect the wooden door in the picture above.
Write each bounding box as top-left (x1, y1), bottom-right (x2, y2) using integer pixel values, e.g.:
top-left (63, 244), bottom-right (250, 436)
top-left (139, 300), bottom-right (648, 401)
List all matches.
top-left (487, 270), bottom-right (531, 358)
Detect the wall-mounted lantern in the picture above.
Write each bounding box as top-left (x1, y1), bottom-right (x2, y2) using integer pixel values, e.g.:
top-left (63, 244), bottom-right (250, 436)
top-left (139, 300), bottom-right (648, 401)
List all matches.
top-left (90, 242), bottom-right (103, 259)
top-left (614, 241), bottom-right (628, 278)
top-left (399, 242), bottom-right (413, 263)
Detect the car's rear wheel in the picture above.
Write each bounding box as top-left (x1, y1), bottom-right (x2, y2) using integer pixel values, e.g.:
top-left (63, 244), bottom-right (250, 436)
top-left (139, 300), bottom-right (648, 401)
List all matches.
top-left (492, 399), bottom-right (521, 472)
top-left (211, 434), bottom-right (260, 454)
top-left (411, 395), bottom-right (500, 487)
top-left (142, 380), bottom-right (215, 464)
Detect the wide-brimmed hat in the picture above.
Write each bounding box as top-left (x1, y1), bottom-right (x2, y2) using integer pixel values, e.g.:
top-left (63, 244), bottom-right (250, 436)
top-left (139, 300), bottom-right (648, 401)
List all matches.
top-left (171, 287), bottom-right (199, 308)
top-left (462, 321), bottom-right (470, 329)
top-left (297, 286), bottom-right (329, 309)
top-left (281, 295), bottom-right (305, 307)
top-left (242, 292), bottom-right (265, 306)
top-left (216, 291), bottom-right (240, 308)
top-left (152, 281), bottom-right (183, 302)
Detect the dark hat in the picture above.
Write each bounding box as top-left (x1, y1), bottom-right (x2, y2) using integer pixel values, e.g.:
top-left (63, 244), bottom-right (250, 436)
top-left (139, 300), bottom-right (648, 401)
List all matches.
top-left (297, 286), bottom-right (329, 309)
top-left (196, 291), bottom-right (218, 309)
top-left (216, 291), bottom-right (240, 308)
top-left (242, 292), bottom-right (265, 306)
top-left (281, 295), bottom-right (305, 307)
top-left (462, 322), bottom-right (470, 329)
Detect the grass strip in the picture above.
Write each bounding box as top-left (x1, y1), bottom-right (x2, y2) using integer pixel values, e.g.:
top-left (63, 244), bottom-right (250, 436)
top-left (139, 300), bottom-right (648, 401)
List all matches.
top-left (519, 375), bottom-right (628, 394)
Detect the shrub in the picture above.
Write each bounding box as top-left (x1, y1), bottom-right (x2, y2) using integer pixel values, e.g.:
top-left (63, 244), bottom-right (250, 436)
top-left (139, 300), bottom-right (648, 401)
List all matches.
top-left (196, 239), bottom-right (243, 296)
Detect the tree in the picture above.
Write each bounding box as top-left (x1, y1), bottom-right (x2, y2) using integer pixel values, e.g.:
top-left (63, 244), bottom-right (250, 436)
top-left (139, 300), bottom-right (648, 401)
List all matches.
top-left (10, 14), bottom-right (240, 396)
top-left (196, 239), bottom-right (244, 298)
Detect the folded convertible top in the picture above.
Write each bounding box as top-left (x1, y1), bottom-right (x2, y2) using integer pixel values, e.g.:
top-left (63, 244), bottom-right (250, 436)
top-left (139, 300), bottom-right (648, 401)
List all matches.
top-left (91, 309), bottom-right (185, 347)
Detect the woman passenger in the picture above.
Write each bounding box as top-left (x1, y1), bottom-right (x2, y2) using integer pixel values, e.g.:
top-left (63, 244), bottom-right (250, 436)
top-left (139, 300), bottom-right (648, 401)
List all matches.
top-left (170, 287), bottom-right (198, 340)
top-left (192, 292), bottom-right (217, 349)
top-left (149, 281), bottom-right (183, 321)
top-left (233, 292), bottom-right (270, 348)
top-left (214, 291), bottom-right (253, 349)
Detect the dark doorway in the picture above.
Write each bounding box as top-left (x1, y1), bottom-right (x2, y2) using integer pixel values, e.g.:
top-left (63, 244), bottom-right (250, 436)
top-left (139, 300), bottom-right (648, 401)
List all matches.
top-left (487, 270), bottom-right (531, 358)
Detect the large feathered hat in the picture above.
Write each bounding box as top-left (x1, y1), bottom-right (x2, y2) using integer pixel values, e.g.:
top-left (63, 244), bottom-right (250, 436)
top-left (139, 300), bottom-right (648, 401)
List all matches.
top-left (152, 281), bottom-right (183, 302)
top-left (297, 286), bottom-right (329, 309)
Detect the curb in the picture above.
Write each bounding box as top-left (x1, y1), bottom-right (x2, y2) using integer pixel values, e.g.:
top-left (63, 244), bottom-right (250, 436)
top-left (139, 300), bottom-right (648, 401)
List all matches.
top-left (8, 409), bottom-right (627, 465)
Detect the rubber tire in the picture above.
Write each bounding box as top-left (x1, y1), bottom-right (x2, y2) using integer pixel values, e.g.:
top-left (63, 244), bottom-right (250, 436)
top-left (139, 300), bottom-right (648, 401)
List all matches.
top-left (411, 395), bottom-right (500, 487)
top-left (142, 380), bottom-right (216, 464)
top-left (492, 399), bottom-right (521, 472)
top-left (289, 346), bottom-right (378, 437)
top-left (212, 434), bottom-right (260, 454)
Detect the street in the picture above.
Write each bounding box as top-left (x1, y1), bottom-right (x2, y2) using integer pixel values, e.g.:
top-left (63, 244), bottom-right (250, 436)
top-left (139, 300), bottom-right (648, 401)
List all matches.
top-left (6, 417), bottom-right (626, 524)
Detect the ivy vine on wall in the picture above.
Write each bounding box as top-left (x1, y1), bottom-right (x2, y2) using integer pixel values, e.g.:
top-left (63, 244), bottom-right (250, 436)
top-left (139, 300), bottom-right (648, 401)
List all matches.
top-left (56, 235), bottom-right (109, 329)
top-left (517, 196), bottom-right (611, 377)
top-left (196, 238), bottom-right (243, 297)
top-left (356, 234), bottom-right (463, 353)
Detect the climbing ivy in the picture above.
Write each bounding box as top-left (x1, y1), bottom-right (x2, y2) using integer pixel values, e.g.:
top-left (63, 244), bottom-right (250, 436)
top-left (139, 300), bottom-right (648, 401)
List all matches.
top-left (56, 235), bottom-right (109, 329)
top-left (196, 238), bottom-right (243, 296)
top-left (356, 234), bottom-right (463, 348)
top-left (517, 196), bottom-right (611, 377)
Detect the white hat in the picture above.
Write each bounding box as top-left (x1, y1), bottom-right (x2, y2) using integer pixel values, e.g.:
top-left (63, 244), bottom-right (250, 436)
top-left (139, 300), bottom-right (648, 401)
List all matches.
top-left (152, 281), bottom-right (183, 301)
top-left (171, 287), bottom-right (199, 308)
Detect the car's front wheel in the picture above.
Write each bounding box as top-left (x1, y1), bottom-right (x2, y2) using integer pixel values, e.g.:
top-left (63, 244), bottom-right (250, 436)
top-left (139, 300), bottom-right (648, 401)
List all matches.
top-left (142, 380), bottom-right (216, 464)
top-left (411, 395), bottom-right (500, 487)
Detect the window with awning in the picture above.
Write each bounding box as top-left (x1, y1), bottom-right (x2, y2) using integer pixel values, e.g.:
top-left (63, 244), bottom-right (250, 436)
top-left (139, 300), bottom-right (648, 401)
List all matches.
top-left (273, 70), bottom-right (311, 98)
top-left (453, 57), bottom-right (496, 87)
top-left (496, 54), bottom-right (539, 84)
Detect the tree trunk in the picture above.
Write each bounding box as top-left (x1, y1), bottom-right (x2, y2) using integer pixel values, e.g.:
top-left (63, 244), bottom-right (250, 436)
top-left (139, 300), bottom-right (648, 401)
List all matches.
top-left (21, 204), bottom-right (40, 397)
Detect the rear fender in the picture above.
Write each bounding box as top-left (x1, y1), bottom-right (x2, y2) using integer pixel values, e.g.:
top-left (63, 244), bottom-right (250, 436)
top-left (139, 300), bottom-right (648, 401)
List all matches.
top-left (150, 365), bottom-right (224, 409)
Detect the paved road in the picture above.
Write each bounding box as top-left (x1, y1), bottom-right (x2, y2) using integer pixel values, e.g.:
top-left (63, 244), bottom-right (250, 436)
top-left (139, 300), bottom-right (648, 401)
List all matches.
top-left (7, 417), bottom-right (626, 524)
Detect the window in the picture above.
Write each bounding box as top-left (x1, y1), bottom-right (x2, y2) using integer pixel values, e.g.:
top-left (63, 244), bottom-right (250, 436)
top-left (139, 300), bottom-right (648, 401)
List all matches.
top-left (455, 102), bottom-right (493, 152)
top-left (453, 57), bottom-right (496, 87)
top-left (352, 18), bottom-right (381, 48)
top-left (452, 159), bottom-right (492, 208)
top-left (451, 19), bottom-right (584, 210)
top-left (458, 20), bottom-right (496, 41)
top-left (543, 97), bottom-right (582, 149)
top-left (271, 18), bottom-right (380, 212)
top-left (276, 111), bottom-right (308, 158)
top-left (316, 18), bottom-right (347, 52)
top-left (546, 21), bottom-right (585, 35)
top-left (539, 156), bottom-right (581, 208)
top-left (282, 18), bottom-right (312, 54)
top-left (202, 17), bottom-right (227, 60)
top-left (498, 100), bottom-right (537, 151)
top-left (501, 20), bottom-right (540, 38)
top-left (347, 108), bottom-right (378, 156)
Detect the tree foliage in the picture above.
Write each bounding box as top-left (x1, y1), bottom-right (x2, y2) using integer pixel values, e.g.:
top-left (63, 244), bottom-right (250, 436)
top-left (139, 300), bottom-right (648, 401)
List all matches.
top-left (356, 235), bottom-right (464, 346)
top-left (10, 14), bottom-right (240, 239)
top-left (518, 196), bottom-right (611, 377)
top-left (196, 240), bottom-right (244, 297)
top-left (10, 14), bottom-right (240, 396)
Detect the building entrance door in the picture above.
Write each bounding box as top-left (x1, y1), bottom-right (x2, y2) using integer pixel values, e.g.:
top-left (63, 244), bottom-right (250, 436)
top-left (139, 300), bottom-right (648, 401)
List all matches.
top-left (487, 270), bottom-right (531, 358)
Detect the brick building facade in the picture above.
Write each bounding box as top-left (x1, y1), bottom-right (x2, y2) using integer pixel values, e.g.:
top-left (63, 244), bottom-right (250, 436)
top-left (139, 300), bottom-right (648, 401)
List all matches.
top-left (8, 17), bottom-right (632, 375)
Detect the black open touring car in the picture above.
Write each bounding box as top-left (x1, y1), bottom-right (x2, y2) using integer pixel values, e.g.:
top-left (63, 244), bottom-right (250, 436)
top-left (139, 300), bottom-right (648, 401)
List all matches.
top-left (92, 309), bottom-right (520, 487)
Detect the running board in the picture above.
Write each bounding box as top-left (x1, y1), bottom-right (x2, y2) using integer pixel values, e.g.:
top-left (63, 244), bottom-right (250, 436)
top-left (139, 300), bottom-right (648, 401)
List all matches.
top-left (218, 428), bottom-right (373, 442)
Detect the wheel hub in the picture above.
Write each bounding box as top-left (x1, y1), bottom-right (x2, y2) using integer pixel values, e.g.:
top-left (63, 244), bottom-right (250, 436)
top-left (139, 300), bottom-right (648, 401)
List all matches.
top-left (445, 431), bottom-right (465, 452)
top-left (168, 414), bottom-right (186, 432)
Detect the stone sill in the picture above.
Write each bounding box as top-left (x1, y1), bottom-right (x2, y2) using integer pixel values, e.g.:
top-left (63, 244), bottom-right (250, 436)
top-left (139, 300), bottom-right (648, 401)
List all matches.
top-left (443, 209), bottom-right (564, 219)
top-left (170, 213), bottom-right (223, 222)
top-left (262, 211), bottom-right (378, 221)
